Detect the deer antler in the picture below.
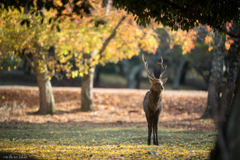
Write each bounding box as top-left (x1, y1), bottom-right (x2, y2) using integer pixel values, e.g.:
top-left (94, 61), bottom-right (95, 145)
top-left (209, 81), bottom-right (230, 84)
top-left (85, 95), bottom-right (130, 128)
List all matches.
top-left (157, 57), bottom-right (167, 78)
top-left (142, 55), bottom-right (155, 80)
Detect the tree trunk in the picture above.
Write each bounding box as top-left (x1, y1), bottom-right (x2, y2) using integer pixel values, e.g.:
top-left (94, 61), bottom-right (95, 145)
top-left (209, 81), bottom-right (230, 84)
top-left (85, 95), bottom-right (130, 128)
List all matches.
top-left (81, 66), bottom-right (95, 111)
top-left (210, 66), bottom-right (240, 160)
top-left (209, 24), bottom-right (240, 160)
top-left (80, 0), bottom-right (124, 111)
top-left (32, 43), bottom-right (56, 115)
top-left (172, 53), bottom-right (188, 90)
top-left (201, 31), bottom-right (225, 118)
top-left (220, 25), bottom-right (240, 118)
top-left (180, 61), bottom-right (189, 85)
top-left (127, 64), bottom-right (144, 88)
top-left (102, 0), bottom-right (110, 14)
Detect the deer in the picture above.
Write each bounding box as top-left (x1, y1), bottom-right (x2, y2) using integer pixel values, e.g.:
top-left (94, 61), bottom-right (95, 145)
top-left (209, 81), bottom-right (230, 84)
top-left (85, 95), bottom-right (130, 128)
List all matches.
top-left (142, 55), bottom-right (167, 145)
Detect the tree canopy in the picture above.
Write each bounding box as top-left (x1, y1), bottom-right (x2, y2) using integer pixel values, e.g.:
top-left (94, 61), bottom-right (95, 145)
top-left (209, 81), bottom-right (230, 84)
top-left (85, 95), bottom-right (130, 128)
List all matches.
top-left (113, 0), bottom-right (239, 36)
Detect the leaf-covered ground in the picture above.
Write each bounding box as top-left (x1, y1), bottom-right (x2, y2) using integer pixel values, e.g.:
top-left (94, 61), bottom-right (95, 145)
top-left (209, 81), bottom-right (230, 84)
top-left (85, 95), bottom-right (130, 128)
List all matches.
top-left (0, 86), bottom-right (216, 159)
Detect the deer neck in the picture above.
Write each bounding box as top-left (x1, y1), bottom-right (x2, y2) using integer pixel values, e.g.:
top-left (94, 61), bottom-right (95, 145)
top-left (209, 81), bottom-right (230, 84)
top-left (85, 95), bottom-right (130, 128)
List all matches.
top-left (149, 88), bottom-right (162, 109)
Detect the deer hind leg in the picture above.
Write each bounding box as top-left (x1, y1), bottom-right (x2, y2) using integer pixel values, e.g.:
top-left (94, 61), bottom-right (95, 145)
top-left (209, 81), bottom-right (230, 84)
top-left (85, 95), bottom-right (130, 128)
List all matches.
top-left (147, 117), bottom-right (153, 145)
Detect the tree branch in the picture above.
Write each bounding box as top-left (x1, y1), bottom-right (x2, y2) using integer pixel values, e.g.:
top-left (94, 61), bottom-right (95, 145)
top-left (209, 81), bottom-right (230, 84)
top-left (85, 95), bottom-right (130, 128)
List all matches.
top-left (24, 55), bottom-right (35, 72)
top-left (99, 16), bottom-right (126, 59)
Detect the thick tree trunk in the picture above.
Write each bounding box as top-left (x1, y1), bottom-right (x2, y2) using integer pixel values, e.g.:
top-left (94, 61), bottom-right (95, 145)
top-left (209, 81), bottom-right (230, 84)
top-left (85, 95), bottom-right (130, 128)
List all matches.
top-left (220, 27), bottom-right (240, 118)
top-left (211, 66), bottom-right (240, 160)
top-left (81, 66), bottom-right (95, 111)
top-left (201, 31), bottom-right (225, 118)
top-left (172, 53), bottom-right (188, 90)
top-left (210, 24), bottom-right (240, 160)
top-left (32, 43), bottom-right (56, 115)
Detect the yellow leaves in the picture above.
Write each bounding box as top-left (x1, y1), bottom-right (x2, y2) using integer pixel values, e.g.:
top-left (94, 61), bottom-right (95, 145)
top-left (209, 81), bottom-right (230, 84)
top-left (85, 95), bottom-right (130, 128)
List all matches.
top-left (1, 0), bottom-right (160, 77)
top-left (167, 28), bottom-right (196, 54)
top-left (0, 141), bottom-right (212, 160)
top-left (72, 70), bottom-right (78, 78)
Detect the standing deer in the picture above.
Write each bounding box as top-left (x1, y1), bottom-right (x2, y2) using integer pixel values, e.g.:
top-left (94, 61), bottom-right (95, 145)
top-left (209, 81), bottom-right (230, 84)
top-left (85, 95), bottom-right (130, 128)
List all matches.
top-left (142, 55), bottom-right (167, 145)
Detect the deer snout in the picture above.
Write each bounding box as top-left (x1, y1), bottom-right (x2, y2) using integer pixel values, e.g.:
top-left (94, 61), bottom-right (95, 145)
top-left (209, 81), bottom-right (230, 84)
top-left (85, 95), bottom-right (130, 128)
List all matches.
top-left (161, 86), bottom-right (164, 90)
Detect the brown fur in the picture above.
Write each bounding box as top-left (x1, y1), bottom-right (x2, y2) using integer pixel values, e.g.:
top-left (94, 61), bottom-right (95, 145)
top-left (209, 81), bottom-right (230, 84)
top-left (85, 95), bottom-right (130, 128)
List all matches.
top-left (142, 55), bottom-right (167, 145)
top-left (143, 78), bottom-right (166, 145)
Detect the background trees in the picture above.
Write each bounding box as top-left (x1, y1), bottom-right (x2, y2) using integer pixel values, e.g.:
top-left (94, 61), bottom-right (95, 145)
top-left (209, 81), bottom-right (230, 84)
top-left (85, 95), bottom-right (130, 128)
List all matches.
top-left (0, 1), bottom-right (160, 112)
top-left (112, 1), bottom-right (240, 159)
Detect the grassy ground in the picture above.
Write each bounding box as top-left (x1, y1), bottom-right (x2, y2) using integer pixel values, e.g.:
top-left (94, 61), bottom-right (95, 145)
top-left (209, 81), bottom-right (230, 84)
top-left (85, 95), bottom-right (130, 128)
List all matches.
top-left (0, 123), bottom-right (215, 159)
top-left (0, 87), bottom-right (215, 159)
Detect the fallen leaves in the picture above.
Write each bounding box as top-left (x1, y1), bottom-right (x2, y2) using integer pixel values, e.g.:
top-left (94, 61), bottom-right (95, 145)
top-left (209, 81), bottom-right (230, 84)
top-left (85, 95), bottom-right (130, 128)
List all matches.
top-left (0, 141), bottom-right (211, 159)
top-left (0, 87), bottom-right (216, 159)
top-left (0, 87), bottom-right (214, 131)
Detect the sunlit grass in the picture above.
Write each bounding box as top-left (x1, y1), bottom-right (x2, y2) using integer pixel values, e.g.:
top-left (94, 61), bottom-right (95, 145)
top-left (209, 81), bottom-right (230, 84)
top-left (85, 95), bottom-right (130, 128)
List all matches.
top-left (0, 124), bottom-right (216, 159)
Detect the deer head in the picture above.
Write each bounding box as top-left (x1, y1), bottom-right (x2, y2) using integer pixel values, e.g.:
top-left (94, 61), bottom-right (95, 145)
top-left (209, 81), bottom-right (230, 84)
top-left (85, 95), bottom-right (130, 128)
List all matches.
top-left (142, 55), bottom-right (168, 91)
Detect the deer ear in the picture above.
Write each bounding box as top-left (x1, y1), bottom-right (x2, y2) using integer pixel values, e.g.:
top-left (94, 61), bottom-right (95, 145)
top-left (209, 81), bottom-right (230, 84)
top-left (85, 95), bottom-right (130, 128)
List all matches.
top-left (148, 76), bottom-right (155, 83)
top-left (162, 78), bottom-right (168, 84)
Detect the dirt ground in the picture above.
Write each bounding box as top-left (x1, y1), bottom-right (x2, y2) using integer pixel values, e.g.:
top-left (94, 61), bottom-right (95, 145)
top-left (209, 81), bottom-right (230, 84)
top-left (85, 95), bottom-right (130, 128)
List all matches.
top-left (0, 86), bottom-right (215, 131)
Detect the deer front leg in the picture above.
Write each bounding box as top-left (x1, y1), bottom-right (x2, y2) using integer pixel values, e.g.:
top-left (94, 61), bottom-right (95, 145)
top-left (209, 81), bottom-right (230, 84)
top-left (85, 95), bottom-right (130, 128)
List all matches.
top-left (153, 118), bottom-right (159, 145)
top-left (153, 114), bottom-right (160, 145)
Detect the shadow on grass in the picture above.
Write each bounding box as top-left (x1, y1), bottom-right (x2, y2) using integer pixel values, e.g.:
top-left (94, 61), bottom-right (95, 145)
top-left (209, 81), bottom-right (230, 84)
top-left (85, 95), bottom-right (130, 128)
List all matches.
top-left (26, 108), bottom-right (83, 115)
top-left (0, 120), bottom-right (217, 147)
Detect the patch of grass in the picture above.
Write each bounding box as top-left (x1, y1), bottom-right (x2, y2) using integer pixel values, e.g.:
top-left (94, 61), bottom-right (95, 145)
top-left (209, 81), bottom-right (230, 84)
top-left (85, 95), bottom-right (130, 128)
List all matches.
top-left (0, 123), bottom-right (216, 159)
top-left (100, 73), bottom-right (199, 90)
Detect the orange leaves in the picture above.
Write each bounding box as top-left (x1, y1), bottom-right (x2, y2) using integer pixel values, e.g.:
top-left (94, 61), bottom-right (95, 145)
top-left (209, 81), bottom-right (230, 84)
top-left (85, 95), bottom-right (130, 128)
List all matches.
top-left (225, 35), bottom-right (235, 50)
top-left (225, 42), bottom-right (231, 50)
top-left (168, 28), bottom-right (197, 54)
top-left (204, 35), bottom-right (212, 43)
top-left (206, 26), bottom-right (211, 32)
top-left (226, 22), bottom-right (233, 32)
top-left (208, 46), bottom-right (213, 52)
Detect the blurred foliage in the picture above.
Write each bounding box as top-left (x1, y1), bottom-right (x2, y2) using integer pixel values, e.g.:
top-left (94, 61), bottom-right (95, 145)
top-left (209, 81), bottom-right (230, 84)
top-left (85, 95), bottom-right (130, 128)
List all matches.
top-left (0, 1), bottom-right (159, 79)
top-left (0, 52), bottom-right (21, 71)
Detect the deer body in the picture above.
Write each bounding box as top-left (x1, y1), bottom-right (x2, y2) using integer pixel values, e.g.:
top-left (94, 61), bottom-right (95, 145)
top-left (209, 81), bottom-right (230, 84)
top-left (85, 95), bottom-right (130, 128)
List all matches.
top-left (142, 55), bottom-right (167, 145)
